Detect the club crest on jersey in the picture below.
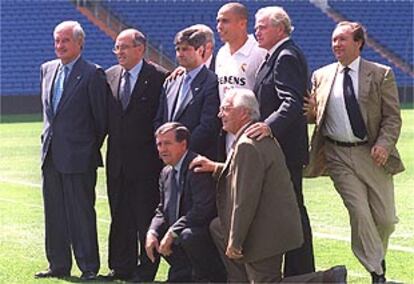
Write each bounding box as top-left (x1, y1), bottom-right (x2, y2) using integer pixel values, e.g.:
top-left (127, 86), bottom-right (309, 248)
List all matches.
top-left (240, 63), bottom-right (247, 72)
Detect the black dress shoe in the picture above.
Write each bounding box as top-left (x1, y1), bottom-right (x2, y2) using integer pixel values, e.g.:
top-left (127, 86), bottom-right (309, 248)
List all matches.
top-left (371, 272), bottom-right (386, 283)
top-left (127, 272), bottom-right (143, 283)
top-left (80, 271), bottom-right (97, 281)
top-left (35, 269), bottom-right (70, 278)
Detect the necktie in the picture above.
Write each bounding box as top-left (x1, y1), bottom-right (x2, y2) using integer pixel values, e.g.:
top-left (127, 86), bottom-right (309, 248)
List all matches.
top-left (52, 65), bottom-right (68, 112)
top-left (172, 74), bottom-right (191, 120)
top-left (167, 168), bottom-right (180, 225)
top-left (258, 53), bottom-right (270, 73)
top-left (343, 67), bottom-right (367, 139)
top-left (120, 71), bottom-right (131, 110)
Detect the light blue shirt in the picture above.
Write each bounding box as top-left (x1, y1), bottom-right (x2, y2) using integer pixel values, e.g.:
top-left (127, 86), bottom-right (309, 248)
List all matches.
top-left (123, 60), bottom-right (143, 93)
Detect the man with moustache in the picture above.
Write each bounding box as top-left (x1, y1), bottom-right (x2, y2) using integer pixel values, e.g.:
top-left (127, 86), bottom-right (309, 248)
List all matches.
top-left (104, 29), bottom-right (167, 282)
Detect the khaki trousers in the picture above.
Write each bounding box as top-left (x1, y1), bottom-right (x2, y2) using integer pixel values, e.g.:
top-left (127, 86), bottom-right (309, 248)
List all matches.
top-left (210, 218), bottom-right (326, 283)
top-left (325, 142), bottom-right (398, 275)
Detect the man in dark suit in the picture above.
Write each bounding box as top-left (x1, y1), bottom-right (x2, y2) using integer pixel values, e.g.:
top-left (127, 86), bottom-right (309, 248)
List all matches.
top-left (145, 122), bottom-right (226, 282)
top-left (36, 21), bottom-right (108, 281)
top-left (190, 89), bottom-right (346, 283)
top-left (154, 27), bottom-right (221, 160)
top-left (245, 6), bottom-right (315, 276)
top-left (105, 29), bottom-right (167, 282)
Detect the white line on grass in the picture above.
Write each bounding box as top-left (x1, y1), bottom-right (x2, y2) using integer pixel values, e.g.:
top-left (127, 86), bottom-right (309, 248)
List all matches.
top-left (314, 232), bottom-right (414, 253)
top-left (2, 178), bottom-right (414, 255)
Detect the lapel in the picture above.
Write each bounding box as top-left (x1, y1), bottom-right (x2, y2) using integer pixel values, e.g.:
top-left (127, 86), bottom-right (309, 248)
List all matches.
top-left (174, 66), bottom-right (207, 120)
top-left (108, 65), bottom-right (122, 102)
top-left (166, 77), bottom-right (183, 120)
top-left (218, 122), bottom-right (252, 180)
top-left (55, 57), bottom-right (84, 114)
top-left (317, 63), bottom-right (339, 126)
top-left (254, 40), bottom-right (292, 100)
top-left (125, 60), bottom-right (151, 113)
top-left (45, 61), bottom-right (60, 118)
top-left (357, 59), bottom-right (373, 123)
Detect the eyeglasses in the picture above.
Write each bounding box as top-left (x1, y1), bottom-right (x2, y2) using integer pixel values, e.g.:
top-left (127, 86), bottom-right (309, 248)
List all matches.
top-left (219, 105), bottom-right (234, 113)
top-left (112, 44), bottom-right (137, 53)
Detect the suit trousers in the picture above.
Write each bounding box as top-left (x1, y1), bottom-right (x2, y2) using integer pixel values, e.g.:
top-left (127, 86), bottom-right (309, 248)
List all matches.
top-left (42, 153), bottom-right (99, 274)
top-left (284, 163), bottom-right (315, 276)
top-left (325, 142), bottom-right (397, 275)
top-left (107, 173), bottom-right (160, 281)
top-left (210, 218), bottom-right (326, 282)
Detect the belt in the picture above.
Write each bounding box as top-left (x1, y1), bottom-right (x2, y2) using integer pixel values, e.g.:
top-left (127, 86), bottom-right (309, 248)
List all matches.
top-left (325, 136), bottom-right (368, 147)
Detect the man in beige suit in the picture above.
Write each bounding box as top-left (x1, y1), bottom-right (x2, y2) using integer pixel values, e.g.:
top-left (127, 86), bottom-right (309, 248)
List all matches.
top-left (305, 21), bottom-right (404, 283)
top-left (192, 89), bottom-right (347, 283)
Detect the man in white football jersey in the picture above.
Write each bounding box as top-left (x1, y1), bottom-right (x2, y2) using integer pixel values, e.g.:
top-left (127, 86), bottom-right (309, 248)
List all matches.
top-left (215, 2), bottom-right (266, 157)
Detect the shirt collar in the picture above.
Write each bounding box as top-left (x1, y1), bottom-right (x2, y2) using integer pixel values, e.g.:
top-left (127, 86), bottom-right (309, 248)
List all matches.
top-left (267, 37), bottom-right (290, 58)
top-left (185, 64), bottom-right (204, 81)
top-left (227, 34), bottom-right (261, 57)
top-left (124, 59), bottom-right (143, 78)
top-left (340, 56), bottom-right (361, 73)
top-left (60, 55), bottom-right (80, 71)
top-left (173, 150), bottom-right (188, 175)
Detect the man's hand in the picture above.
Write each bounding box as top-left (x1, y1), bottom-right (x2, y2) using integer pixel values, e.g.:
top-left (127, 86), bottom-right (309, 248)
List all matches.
top-left (303, 94), bottom-right (317, 123)
top-left (166, 66), bottom-right (185, 81)
top-left (145, 233), bottom-right (159, 263)
top-left (371, 145), bottom-right (389, 167)
top-left (226, 245), bottom-right (243, 260)
top-left (245, 122), bottom-right (272, 141)
top-left (158, 231), bottom-right (175, 257)
top-left (189, 155), bottom-right (217, 173)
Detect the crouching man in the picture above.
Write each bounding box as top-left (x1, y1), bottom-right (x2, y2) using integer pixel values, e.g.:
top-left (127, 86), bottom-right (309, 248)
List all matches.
top-left (145, 122), bottom-right (226, 282)
top-left (191, 89), bottom-right (347, 283)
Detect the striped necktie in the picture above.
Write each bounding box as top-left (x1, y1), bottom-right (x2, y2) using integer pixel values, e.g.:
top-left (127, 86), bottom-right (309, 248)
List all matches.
top-left (52, 65), bottom-right (68, 112)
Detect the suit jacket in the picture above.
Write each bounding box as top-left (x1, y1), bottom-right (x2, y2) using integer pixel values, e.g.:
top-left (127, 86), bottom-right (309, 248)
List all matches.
top-left (106, 61), bottom-right (166, 179)
top-left (154, 65), bottom-right (221, 159)
top-left (149, 151), bottom-right (217, 237)
top-left (213, 124), bottom-right (303, 263)
top-left (253, 39), bottom-right (309, 166)
top-left (40, 57), bottom-right (108, 173)
top-left (305, 59), bottom-right (404, 177)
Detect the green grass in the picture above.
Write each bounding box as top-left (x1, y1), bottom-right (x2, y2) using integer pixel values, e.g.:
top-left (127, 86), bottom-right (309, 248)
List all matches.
top-left (0, 110), bottom-right (413, 283)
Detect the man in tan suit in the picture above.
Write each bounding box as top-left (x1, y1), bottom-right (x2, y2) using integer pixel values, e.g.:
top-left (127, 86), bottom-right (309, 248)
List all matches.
top-left (305, 21), bottom-right (404, 283)
top-left (192, 89), bottom-right (347, 283)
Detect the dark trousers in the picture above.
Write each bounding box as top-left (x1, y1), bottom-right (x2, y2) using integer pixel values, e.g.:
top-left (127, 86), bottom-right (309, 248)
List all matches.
top-left (107, 173), bottom-right (160, 281)
top-left (42, 154), bottom-right (99, 274)
top-left (284, 163), bottom-right (315, 276)
top-left (164, 226), bottom-right (226, 283)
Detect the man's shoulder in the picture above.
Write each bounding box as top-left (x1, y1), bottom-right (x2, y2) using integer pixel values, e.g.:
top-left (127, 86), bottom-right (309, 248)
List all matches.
top-left (146, 60), bottom-right (170, 76)
top-left (361, 58), bottom-right (392, 73)
top-left (41, 59), bottom-right (60, 69)
top-left (313, 62), bottom-right (337, 76)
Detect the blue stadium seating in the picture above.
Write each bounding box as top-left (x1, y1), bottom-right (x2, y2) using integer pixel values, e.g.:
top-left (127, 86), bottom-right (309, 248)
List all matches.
top-left (0, 0), bottom-right (117, 96)
top-left (102, 0), bottom-right (412, 86)
top-left (1, 0), bottom-right (412, 97)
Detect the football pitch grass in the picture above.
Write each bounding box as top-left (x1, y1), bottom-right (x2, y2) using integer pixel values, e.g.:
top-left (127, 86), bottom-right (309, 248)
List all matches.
top-left (0, 110), bottom-right (413, 283)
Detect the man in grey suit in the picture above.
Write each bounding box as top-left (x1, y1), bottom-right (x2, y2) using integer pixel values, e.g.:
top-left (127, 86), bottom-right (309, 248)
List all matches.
top-left (36, 21), bottom-right (108, 281)
top-left (304, 21), bottom-right (404, 283)
top-left (191, 89), bottom-right (347, 283)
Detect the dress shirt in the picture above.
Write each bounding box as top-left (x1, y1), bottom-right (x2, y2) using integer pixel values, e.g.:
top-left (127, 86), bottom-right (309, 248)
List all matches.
top-left (323, 57), bottom-right (366, 142)
top-left (122, 60), bottom-right (143, 95)
top-left (204, 54), bottom-right (213, 69)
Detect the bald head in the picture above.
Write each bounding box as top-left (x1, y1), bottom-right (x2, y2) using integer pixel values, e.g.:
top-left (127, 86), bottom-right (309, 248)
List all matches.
top-left (219, 2), bottom-right (248, 20)
top-left (114, 28), bottom-right (146, 70)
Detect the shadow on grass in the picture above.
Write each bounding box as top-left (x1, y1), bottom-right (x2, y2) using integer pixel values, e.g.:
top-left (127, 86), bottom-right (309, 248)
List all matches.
top-left (0, 113), bottom-right (42, 123)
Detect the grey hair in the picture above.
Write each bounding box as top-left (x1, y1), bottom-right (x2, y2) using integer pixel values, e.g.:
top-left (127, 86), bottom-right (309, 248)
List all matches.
top-left (190, 24), bottom-right (215, 47)
top-left (54, 20), bottom-right (85, 48)
top-left (121, 28), bottom-right (147, 47)
top-left (226, 88), bottom-right (260, 121)
top-left (255, 6), bottom-right (294, 35)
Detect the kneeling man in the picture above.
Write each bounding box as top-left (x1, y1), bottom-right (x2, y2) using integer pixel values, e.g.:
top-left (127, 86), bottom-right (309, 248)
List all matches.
top-left (145, 122), bottom-right (225, 282)
top-left (191, 89), bottom-right (347, 283)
